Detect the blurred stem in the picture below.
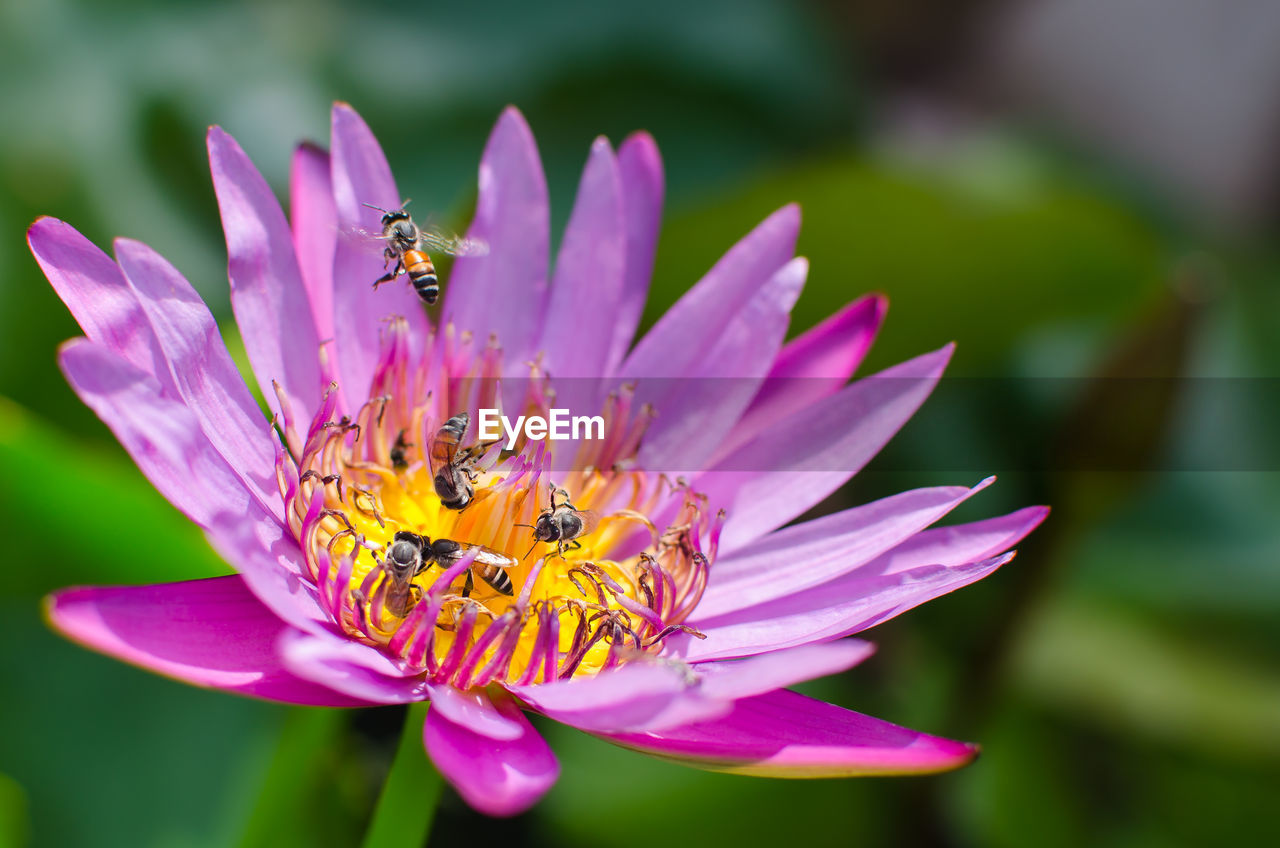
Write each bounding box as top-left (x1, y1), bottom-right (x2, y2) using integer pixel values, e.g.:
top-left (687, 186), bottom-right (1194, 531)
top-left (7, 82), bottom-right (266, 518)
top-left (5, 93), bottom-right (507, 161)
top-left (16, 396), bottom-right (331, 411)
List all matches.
top-left (362, 702), bottom-right (441, 848)
top-left (238, 707), bottom-right (347, 848)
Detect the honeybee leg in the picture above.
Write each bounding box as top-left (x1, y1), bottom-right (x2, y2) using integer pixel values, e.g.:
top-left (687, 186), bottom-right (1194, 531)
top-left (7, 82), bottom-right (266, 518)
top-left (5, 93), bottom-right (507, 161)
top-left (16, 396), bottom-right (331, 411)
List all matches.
top-left (461, 570), bottom-right (475, 599)
top-left (373, 260), bottom-right (403, 288)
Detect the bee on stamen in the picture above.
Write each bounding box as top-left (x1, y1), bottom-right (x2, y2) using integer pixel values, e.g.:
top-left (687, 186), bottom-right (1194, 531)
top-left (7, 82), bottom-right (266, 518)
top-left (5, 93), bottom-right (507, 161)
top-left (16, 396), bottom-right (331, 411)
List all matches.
top-left (376, 531), bottom-right (518, 617)
top-left (429, 413), bottom-right (497, 511)
top-left (519, 483), bottom-right (599, 559)
top-left (390, 429), bottom-right (412, 471)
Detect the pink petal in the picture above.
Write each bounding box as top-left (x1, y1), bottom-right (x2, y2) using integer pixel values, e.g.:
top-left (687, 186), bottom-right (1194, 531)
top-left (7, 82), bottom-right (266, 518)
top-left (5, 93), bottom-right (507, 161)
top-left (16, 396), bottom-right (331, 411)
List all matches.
top-left (861, 505), bottom-right (1048, 575)
top-left (697, 479), bottom-right (993, 619)
top-left (113, 238), bottom-right (280, 522)
top-left (696, 639), bottom-right (876, 701)
top-left (603, 131), bottom-right (664, 375)
top-left (700, 343), bottom-right (954, 553)
top-left (208, 126), bottom-right (322, 423)
top-left (514, 640), bottom-right (871, 735)
top-left (45, 577), bottom-right (370, 707)
top-left (428, 684), bottom-right (527, 741)
top-left (290, 141), bottom-right (337, 342)
top-left (58, 338), bottom-right (255, 529)
top-left (619, 204), bottom-right (800, 381)
top-left (329, 103), bottom-right (430, 404)
top-left (719, 293), bottom-right (887, 458)
top-left (443, 106), bottom-right (550, 370)
top-left (508, 663), bottom-right (696, 733)
top-left (539, 137), bottom-right (625, 378)
top-left (27, 217), bottom-right (173, 394)
top-left (278, 630), bottom-right (425, 705)
top-left (203, 502), bottom-right (334, 637)
top-left (600, 689), bottom-right (977, 777)
top-left (677, 553), bottom-right (1015, 662)
top-left (597, 640), bottom-right (875, 734)
top-left (424, 696), bottom-right (559, 817)
top-left (637, 257), bottom-right (808, 473)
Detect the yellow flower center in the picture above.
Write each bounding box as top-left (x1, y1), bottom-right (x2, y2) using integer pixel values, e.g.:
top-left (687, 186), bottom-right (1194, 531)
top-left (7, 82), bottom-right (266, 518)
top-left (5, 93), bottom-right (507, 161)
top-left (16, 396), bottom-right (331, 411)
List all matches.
top-left (277, 320), bottom-right (715, 688)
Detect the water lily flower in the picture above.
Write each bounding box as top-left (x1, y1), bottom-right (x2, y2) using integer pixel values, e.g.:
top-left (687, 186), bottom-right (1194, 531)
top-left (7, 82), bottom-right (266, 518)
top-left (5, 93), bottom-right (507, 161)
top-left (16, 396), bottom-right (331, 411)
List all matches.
top-left (31, 103), bottom-right (1045, 818)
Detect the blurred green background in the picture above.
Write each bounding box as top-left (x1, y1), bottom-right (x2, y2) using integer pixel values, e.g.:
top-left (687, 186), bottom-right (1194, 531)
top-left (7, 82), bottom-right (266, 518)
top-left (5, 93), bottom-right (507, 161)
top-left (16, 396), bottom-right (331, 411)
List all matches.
top-left (2, 0), bottom-right (1279, 845)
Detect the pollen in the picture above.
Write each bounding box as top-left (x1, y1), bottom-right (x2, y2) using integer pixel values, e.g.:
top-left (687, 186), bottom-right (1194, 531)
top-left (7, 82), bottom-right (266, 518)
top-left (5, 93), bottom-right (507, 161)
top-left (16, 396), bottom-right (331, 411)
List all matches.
top-left (276, 318), bottom-right (717, 688)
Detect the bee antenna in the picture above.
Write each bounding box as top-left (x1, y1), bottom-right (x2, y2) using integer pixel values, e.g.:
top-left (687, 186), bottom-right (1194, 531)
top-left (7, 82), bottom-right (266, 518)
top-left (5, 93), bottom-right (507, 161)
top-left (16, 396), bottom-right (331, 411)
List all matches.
top-left (361, 202), bottom-right (391, 214)
top-left (400, 198), bottom-right (412, 209)
top-left (525, 540), bottom-right (539, 559)
top-left (513, 522), bottom-right (535, 529)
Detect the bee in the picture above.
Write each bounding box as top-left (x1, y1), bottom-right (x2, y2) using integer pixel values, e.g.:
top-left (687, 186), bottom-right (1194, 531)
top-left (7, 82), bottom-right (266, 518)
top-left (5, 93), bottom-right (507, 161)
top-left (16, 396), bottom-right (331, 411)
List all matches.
top-left (390, 429), bottom-right (411, 471)
top-left (426, 537), bottom-right (517, 598)
top-left (362, 202), bottom-right (484, 306)
top-left (429, 413), bottom-right (495, 510)
top-left (378, 531), bottom-right (516, 615)
top-left (522, 484), bottom-right (599, 558)
top-left (380, 530), bottom-right (431, 617)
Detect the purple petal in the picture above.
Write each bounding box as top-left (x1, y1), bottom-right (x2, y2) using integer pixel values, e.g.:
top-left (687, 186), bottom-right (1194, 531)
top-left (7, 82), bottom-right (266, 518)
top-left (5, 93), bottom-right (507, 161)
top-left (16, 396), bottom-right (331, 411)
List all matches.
top-left (676, 553), bottom-right (1015, 662)
top-left (329, 103), bottom-right (430, 404)
top-left (113, 238), bottom-right (280, 521)
top-left (697, 479), bottom-right (993, 619)
top-left (619, 204), bottom-right (800, 381)
top-left (27, 218), bottom-right (173, 394)
top-left (539, 137), bottom-right (625, 378)
top-left (508, 663), bottom-right (696, 733)
top-left (208, 126), bottom-right (322, 422)
top-left (599, 688), bottom-right (977, 776)
top-left (424, 696), bottom-right (559, 817)
top-left (700, 343), bottom-right (955, 553)
top-left (720, 293), bottom-right (887, 458)
top-left (290, 141), bottom-right (337, 342)
top-left (592, 640), bottom-right (876, 734)
top-left (696, 639), bottom-right (875, 701)
top-left (428, 684), bottom-right (526, 741)
top-left (603, 131), bottom-right (664, 375)
top-left (637, 257), bottom-right (808, 473)
top-left (45, 577), bottom-right (370, 707)
top-left (859, 505), bottom-right (1048, 575)
top-left (278, 630), bottom-right (426, 704)
top-left (58, 338), bottom-right (254, 529)
top-left (203, 502), bottom-right (335, 637)
top-left (443, 107), bottom-right (550, 370)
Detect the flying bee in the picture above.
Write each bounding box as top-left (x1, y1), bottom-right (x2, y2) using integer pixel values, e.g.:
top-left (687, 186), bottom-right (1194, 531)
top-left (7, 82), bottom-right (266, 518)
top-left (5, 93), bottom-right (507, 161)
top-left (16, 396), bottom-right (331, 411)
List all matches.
top-left (429, 413), bottom-right (496, 510)
top-left (361, 202), bottom-right (486, 306)
top-left (521, 484), bottom-right (599, 558)
top-left (377, 532), bottom-right (517, 615)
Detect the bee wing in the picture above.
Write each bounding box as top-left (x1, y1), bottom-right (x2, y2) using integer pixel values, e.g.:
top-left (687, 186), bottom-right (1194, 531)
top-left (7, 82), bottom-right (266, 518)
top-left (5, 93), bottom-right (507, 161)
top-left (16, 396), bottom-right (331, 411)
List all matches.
top-left (474, 549), bottom-right (517, 569)
top-left (575, 509), bottom-right (601, 536)
top-left (426, 420), bottom-right (459, 475)
top-left (418, 225), bottom-right (489, 257)
top-left (440, 544), bottom-right (517, 570)
top-left (337, 223), bottom-right (392, 256)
